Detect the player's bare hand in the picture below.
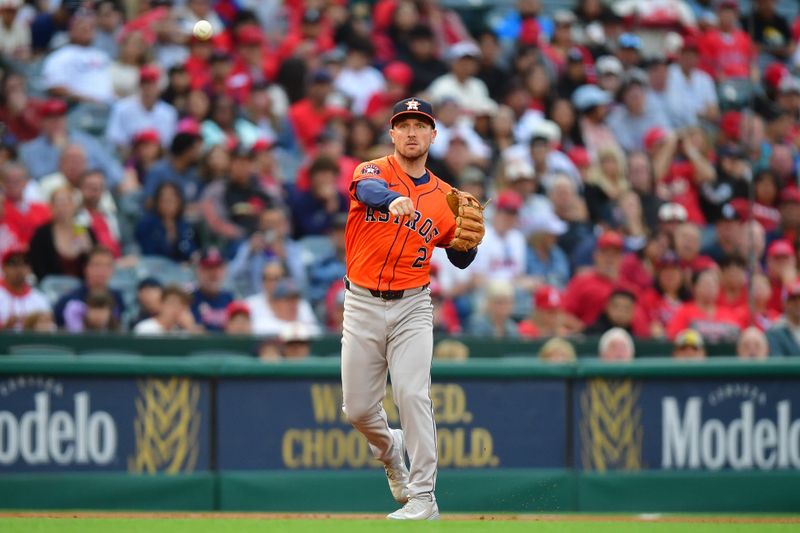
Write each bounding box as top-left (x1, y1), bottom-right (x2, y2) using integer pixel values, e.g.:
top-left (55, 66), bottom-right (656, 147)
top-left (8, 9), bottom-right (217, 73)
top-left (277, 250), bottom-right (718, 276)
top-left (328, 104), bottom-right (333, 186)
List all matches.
top-left (389, 196), bottom-right (414, 217)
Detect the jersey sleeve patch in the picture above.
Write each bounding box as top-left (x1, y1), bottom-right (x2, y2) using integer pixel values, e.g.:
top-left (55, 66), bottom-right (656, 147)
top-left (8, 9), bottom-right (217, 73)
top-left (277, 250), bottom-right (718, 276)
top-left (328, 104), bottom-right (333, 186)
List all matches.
top-left (360, 163), bottom-right (381, 176)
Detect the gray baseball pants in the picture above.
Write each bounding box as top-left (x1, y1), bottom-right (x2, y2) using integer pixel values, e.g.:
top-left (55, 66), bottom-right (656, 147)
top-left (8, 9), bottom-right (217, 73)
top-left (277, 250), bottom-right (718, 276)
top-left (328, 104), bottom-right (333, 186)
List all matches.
top-left (341, 280), bottom-right (436, 498)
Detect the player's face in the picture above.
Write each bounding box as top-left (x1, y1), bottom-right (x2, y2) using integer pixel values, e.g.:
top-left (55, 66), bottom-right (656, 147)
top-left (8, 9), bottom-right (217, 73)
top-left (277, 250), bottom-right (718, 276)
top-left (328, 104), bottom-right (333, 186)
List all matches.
top-left (390, 117), bottom-right (436, 161)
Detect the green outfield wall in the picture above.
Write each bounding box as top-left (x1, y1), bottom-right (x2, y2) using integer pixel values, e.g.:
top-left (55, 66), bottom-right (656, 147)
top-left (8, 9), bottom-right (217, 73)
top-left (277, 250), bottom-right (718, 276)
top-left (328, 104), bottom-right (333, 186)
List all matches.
top-left (0, 354), bottom-right (799, 513)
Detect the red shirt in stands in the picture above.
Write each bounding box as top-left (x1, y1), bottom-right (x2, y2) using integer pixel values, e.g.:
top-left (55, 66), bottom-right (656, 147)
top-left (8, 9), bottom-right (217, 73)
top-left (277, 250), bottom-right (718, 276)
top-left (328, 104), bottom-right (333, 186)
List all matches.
top-left (666, 302), bottom-right (745, 342)
top-left (640, 288), bottom-right (683, 330)
top-left (288, 100), bottom-right (349, 153)
top-left (768, 277), bottom-right (786, 313)
top-left (662, 160), bottom-right (705, 224)
top-left (294, 155), bottom-right (359, 197)
top-left (717, 286), bottom-right (748, 309)
top-left (562, 270), bottom-right (616, 326)
top-left (699, 29), bottom-right (755, 80)
top-left (3, 199), bottom-right (50, 243)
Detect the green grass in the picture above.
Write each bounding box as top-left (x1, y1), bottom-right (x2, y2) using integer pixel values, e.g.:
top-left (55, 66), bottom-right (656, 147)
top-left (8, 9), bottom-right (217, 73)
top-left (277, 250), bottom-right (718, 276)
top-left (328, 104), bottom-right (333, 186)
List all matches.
top-left (2, 518), bottom-right (799, 533)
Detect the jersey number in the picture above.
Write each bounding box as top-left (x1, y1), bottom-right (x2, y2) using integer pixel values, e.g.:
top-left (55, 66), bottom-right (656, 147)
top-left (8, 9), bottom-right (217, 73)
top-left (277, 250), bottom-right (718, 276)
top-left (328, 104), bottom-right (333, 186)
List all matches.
top-left (412, 247), bottom-right (427, 268)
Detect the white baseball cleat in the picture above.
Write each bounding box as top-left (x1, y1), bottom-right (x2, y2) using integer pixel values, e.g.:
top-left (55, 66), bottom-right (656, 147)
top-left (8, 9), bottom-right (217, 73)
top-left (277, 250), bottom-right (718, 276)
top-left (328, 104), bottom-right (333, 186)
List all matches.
top-left (387, 494), bottom-right (440, 520)
top-left (384, 429), bottom-right (409, 503)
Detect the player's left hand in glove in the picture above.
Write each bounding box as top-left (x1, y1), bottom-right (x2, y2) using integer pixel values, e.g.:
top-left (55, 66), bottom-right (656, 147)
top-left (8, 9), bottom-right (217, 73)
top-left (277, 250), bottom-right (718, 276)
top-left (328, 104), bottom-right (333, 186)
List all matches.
top-left (446, 188), bottom-right (485, 252)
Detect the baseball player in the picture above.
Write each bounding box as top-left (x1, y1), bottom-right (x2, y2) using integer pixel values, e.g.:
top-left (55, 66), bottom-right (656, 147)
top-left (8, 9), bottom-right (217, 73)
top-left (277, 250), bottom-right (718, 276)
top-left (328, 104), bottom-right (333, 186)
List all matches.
top-left (340, 97), bottom-right (485, 520)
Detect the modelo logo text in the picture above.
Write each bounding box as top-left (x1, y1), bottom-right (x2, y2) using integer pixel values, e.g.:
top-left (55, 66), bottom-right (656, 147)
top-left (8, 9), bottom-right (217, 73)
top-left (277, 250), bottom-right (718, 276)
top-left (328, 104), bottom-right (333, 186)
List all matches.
top-left (0, 392), bottom-right (117, 465)
top-left (662, 397), bottom-right (800, 470)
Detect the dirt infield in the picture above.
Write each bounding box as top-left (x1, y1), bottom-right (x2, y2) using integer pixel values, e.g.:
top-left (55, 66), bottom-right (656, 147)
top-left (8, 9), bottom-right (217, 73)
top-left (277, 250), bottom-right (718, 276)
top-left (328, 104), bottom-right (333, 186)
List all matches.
top-left (2, 512), bottom-right (799, 523)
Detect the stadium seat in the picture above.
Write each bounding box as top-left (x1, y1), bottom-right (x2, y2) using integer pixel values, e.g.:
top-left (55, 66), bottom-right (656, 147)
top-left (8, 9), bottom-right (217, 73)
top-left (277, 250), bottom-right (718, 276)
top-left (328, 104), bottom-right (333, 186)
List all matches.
top-left (109, 266), bottom-right (140, 309)
top-left (8, 344), bottom-right (76, 356)
top-left (39, 275), bottom-right (83, 305)
top-left (298, 235), bottom-right (335, 268)
top-left (137, 256), bottom-right (195, 287)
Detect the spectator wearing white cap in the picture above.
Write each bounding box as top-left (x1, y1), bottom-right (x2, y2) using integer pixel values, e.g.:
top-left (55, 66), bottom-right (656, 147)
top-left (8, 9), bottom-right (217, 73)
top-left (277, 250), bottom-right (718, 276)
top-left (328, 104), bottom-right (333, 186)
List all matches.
top-left (503, 119), bottom-right (581, 192)
top-left (428, 97), bottom-right (490, 164)
top-left (425, 41), bottom-right (495, 115)
top-left (500, 157), bottom-right (553, 238)
top-left (595, 55), bottom-right (624, 95)
top-left (573, 84), bottom-right (620, 160)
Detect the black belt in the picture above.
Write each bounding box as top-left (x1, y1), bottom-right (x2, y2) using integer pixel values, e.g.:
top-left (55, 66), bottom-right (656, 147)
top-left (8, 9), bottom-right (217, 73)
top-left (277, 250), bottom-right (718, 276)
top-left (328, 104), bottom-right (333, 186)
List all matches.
top-left (344, 278), bottom-right (428, 301)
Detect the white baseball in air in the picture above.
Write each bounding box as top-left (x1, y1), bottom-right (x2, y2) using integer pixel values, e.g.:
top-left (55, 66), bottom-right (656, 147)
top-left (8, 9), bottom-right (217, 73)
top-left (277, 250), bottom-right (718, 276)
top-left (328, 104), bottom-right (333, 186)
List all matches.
top-left (193, 19), bottom-right (213, 40)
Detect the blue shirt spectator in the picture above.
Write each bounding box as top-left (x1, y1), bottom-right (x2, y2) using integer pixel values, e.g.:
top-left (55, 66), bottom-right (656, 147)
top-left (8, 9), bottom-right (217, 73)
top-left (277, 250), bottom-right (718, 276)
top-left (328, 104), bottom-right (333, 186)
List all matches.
top-left (19, 100), bottom-right (124, 188)
top-left (228, 206), bottom-right (306, 297)
top-left (134, 182), bottom-right (198, 262)
top-left (307, 213), bottom-right (347, 303)
top-left (607, 71), bottom-right (672, 152)
top-left (143, 131), bottom-right (203, 203)
top-left (287, 156), bottom-right (348, 239)
top-left (190, 248), bottom-right (235, 332)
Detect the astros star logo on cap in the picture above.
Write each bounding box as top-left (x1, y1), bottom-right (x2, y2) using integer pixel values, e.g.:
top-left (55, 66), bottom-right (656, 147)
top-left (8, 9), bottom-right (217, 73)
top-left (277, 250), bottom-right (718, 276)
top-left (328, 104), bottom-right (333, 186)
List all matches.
top-left (406, 99), bottom-right (420, 111)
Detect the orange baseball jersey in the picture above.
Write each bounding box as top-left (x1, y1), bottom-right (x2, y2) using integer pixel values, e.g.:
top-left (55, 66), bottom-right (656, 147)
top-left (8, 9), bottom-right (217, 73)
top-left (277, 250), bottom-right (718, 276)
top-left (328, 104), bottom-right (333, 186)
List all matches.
top-left (345, 155), bottom-right (456, 291)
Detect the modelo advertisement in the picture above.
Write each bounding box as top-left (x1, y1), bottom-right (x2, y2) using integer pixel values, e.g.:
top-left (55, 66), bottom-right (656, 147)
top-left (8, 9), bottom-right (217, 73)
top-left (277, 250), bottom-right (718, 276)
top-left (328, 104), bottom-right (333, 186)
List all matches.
top-left (0, 375), bottom-right (210, 473)
top-left (217, 379), bottom-right (566, 470)
top-left (574, 378), bottom-right (800, 472)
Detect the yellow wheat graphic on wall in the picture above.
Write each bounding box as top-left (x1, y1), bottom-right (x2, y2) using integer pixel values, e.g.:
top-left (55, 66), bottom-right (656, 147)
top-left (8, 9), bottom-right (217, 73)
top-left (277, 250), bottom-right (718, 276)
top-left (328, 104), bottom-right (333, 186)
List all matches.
top-left (128, 378), bottom-right (201, 474)
top-left (580, 379), bottom-right (643, 472)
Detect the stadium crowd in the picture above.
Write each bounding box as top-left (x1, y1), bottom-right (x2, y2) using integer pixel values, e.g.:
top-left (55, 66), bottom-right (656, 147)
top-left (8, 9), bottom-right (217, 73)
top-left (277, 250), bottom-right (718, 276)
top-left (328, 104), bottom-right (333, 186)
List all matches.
top-left (1, 0), bottom-right (800, 359)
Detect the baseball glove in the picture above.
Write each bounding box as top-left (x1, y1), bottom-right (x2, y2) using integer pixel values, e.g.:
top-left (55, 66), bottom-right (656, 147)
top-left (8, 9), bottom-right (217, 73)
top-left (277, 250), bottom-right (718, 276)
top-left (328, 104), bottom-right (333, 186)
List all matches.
top-left (446, 188), bottom-right (485, 252)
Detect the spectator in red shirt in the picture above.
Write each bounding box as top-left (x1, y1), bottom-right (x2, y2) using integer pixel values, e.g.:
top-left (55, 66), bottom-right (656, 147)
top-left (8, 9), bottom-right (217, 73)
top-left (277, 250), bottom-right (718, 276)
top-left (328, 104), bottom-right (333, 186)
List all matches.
top-left (0, 72), bottom-right (43, 142)
top-left (641, 251), bottom-right (691, 338)
top-left (184, 34), bottom-right (215, 91)
top-left (294, 130), bottom-right (359, 197)
top-left (277, 8), bottom-right (335, 64)
top-left (700, 0), bottom-right (755, 80)
top-left (717, 254), bottom-right (748, 309)
top-left (765, 239), bottom-right (797, 313)
top-left (1, 162), bottom-right (50, 244)
top-left (519, 285), bottom-right (571, 339)
top-left (563, 230), bottom-right (627, 328)
top-left (742, 272), bottom-right (782, 331)
top-left (231, 24), bottom-right (280, 95)
top-left (365, 61), bottom-right (413, 129)
top-left (431, 279), bottom-right (461, 335)
top-left (667, 268), bottom-right (744, 343)
top-left (776, 187), bottom-right (800, 245)
top-left (288, 69), bottom-right (342, 153)
top-left (730, 170), bottom-right (781, 233)
top-left (0, 188), bottom-right (23, 259)
top-left (650, 127), bottom-right (716, 225)
top-left (78, 170), bottom-right (121, 258)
